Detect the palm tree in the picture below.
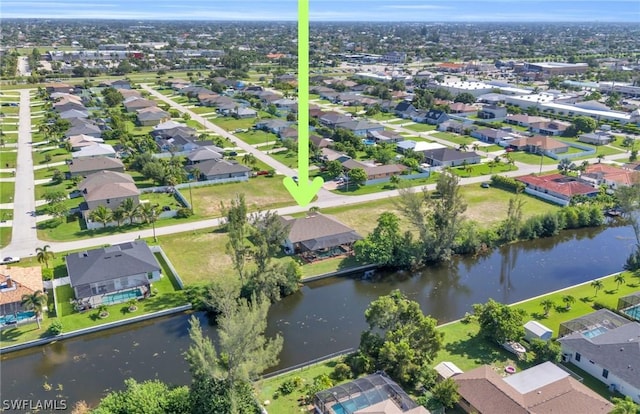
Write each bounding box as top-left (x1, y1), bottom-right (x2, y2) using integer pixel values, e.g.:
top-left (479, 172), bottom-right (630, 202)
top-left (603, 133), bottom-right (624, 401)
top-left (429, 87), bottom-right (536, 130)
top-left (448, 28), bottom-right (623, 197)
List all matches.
top-left (487, 160), bottom-right (497, 174)
top-left (35, 245), bottom-right (55, 269)
top-left (562, 295), bottom-right (576, 310)
top-left (458, 143), bottom-right (469, 152)
top-left (591, 279), bottom-right (604, 297)
top-left (614, 273), bottom-right (626, 291)
top-left (610, 396), bottom-right (640, 414)
top-left (139, 203), bottom-right (160, 242)
top-left (89, 205), bottom-right (113, 228)
top-left (472, 143), bottom-right (480, 152)
top-left (21, 290), bottom-right (47, 329)
top-left (120, 198), bottom-right (138, 225)
top-left (242, 153), bottom-right (257, 168)
top-left (540, 299), bottom-right (555, 317)
top-left (112, 208), bottom-right (126, 227)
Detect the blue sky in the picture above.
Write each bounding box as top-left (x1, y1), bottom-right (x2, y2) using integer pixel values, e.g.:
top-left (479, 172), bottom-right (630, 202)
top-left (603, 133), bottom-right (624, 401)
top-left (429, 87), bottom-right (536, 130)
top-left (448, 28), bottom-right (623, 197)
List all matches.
top-left (2, 0), bottom-right (639, 22)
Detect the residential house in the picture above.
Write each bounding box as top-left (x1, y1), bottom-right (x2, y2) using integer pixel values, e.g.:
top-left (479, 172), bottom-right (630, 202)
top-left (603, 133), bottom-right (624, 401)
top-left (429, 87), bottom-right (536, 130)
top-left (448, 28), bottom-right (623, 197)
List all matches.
top-left (314, 373), bottom-right (429, 414)
top-left (59, 109), bottom-right (90, 120)
top-left (279, 213), bottom-right (362, 255)
top-left (505, 114), bottom-right (549, 127)
top-left (153, 120), bottom-right (187, 131)
top-left (68, 134), bottom-right (105, 151)
top-left (558, 318), bottom-right (640, 403)
top-left (579, 131), bottom-right (615, 146)
top-left (0, 265), bottom-right (45, 322)
top-left (477, 105), bottom-right (508, 120)
top-left (79, 171), bottom-right (140, 221)
top-left (423, 109), bottom-right (449, 125)
top-left (580, 164), bottom-right (640, 190)
top-left (155, 135), bottom-right (200, 153)
top-left (232, 107), bottom-right (257, 119)
top-left (186, 159), bottom-right (251, 181)
top-left (393, 101), bottom-right (417, 119)
top-left (185, 146), bottom-right (224, 164)
top-left (449, 102), bottom-right (479, 115)
top-left (320, 148), bottom-right (351, 163)
top-left (529, 120), bottom-right (571, 136)
top-left (54, 101), bottom-right (87, 113)
top-left (396, 140), bottom-right (446, 154)
top-left (368, 130), bottom-right (403, 144)
top-left (439, 119), bottom-right (468, 134)
top-left (99, 79), bottom-right (131, 89)
top-left (72, 143), bottom-right (116, 159)
top-left (319, 112), bottom-right (352, 128)
top-left (423, 148), bottom-right (481, 167)
top-left (118, 89), bottom-right (142, 100)
top-left (453, 362), bottom-right (613, 414)
top-left (623, 161), bottom-right (640, 172)
top-left (67, 157), bottom-right (125, 178)
top-left (310, 135), bottom-right (332, 149)
top-left (508, 136), bottom-right (569, 155)
top-left (517, 173), bottom-right (600, 205)
top-left (255, 119), bottom-right (290, 134)
top-left (341, 159), bottom-right (408, 182)
top-left (273, 98), bottom-right (297, 110)
top-left (335, 120), bottom-right (384, 136)
top-left (471, 128), bottom-right (512, 143)
top-left (279, 127), bottom-right (298, 140)
top-left (45, 82), bottom-right (73, 94)
top-left (136, 107), bottom-right (170, 126)
top-left (65, 241), bottom-right (161, 307)
top-left (123, 97), bottom-right (157, 113)
top-left (65, 121), bottom-right (102, 138)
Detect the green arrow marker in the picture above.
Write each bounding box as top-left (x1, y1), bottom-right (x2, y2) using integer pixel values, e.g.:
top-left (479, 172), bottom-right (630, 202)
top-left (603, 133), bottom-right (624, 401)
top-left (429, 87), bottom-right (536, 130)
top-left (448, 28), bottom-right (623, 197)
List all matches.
top-left (283, 0), bottom-right (324, 206)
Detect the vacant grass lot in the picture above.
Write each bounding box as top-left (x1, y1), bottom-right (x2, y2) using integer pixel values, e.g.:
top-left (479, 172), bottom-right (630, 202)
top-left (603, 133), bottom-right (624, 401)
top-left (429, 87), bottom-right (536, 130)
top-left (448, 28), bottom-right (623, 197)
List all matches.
top-left (190, 177), bottom-right (294, 218)
top-left (0, 226), bottom-right (11, 248)
top-left (331, 175), bottom-right (440, 196)
top-left (0, 149), bottom-right (18, 166)
top-left (431, 132), bottom-right (477, 146)
top-left (449, 162), bottom-right (514, 178)
top-left (0, 181), bottom-right (15, 203)
top-left (508, 151), bottom-right (558, 165)
top-left (32, 147), bottom-right (70, 165)
top-left (209, 116), bottom-right (257, 131)
top-left (236, 130), bottom-right (278, 146)
top-left (403, 123), bottom-right (437, 132)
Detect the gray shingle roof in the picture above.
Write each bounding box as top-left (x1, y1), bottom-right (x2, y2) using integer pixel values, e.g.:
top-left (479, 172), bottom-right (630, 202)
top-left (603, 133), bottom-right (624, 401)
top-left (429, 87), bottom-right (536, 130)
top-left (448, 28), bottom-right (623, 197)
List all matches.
top-left (66, 240), bottom-right (160, 286)
top-left (191, 159), bottom-right (251, 177)
top-left (69, 157), bottom-right (124, 174)
top-left (558, 322), bottom-right (640, 389)
top-left (280, 213), bottom-right (361, 245)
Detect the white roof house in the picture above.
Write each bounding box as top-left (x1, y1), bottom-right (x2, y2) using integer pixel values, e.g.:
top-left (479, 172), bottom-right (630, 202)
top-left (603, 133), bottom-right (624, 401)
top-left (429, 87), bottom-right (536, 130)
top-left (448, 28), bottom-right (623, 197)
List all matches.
top-left (72, 143), bottom-right (116, 159)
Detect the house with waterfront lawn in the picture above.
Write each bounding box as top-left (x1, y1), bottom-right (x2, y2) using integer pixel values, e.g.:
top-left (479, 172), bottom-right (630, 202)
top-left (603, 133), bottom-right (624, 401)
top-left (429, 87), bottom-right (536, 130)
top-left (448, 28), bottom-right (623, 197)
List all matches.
top-left (558, 317), bottom-right (640, 404)
top-left (279, 213), bottom-right (362, 259)
top-left (453, 362), bottom-right (612, 413)
top-left (66, 240), bottom-right (161, 308)
top-left (0, 265), bottom-right (44, 328)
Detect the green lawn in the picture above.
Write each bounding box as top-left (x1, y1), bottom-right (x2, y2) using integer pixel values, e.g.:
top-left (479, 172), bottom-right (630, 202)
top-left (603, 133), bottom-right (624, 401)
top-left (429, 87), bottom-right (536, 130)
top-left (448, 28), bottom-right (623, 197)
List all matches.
top-left (210, 116), bottom-right (257, 131)
top-left (140, 192), bottom-right (184, 209)
top-left (34, 197), bottom-right (80, 217)
top-left (0, 122), bottom-right (19, 131)
top-left (257, 359), bottom-right (349, 414)
top-left (0, 254), bottom-right (186, 346)
top-left (367, 112), bottom-right (398, 121)
top-left (331, 175), bottom-right (440, 197)
top-left (0, 149), bottom-right (18, 167)
top-left (236, 130), bottom-right (278, 146)
top-left (0, 181), bottom-right (15, 203)
top-left (388, 119), bottom-right (410, 125)
top-left (190, 106), bottom-right (218, 115)
top-left (32, 147), bottom-right (70, 165)
top-left (403, 123), bottom-right (437, 132)
top-left (268, 150), bottom-right (298, 167)
top-left (34, 179), bottom-right (76, 200)
top-left (190, 177), bottom-right (295, 218)
top-left (431, 132), bottom-right (477, 146)
top-left (508, 151), bottom-right (558, 165)
top-left (0, 226), bottom-right (11, 248)
top-left (449, 162), bottom-right (515, 178)
top-left (33, 165), bottom-right (69, 180)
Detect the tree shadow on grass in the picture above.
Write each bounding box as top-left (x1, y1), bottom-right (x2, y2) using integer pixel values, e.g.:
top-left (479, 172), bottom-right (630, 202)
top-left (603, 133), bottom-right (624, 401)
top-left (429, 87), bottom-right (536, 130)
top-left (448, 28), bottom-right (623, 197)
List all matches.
top-left (604, 289), bottom-right (616, 295)
top-left (580, 296), bottom-right (593, 303)
top-left (530, 312), bottom-right (547, 320)
top-left (444, 334), bottom-right (506, 367)
top-left (554, 305), bottom-right (570, 314)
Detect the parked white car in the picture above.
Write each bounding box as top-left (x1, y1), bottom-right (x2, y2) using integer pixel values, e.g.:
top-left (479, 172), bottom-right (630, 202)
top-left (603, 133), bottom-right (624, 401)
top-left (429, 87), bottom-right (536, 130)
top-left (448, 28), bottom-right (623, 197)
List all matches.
top-left (1, 256), bottom-right (20, 265)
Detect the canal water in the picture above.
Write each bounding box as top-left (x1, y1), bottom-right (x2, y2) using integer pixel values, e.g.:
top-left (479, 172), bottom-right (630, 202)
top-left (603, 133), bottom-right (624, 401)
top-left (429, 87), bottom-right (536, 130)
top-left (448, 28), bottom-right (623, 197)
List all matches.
top-left (0, 224), bottom-right (637, 407)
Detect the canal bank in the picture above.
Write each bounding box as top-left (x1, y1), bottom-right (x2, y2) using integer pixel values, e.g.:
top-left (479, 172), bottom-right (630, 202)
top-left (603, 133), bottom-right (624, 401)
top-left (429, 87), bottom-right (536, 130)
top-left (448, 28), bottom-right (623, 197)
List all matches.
top-left (0, 224), bottom-right (636, 406)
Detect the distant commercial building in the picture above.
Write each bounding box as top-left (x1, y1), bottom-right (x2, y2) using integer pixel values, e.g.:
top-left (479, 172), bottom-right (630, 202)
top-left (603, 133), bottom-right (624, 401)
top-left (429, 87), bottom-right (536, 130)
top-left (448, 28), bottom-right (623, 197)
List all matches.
top-left (524, 62), bottom-right (589, 76)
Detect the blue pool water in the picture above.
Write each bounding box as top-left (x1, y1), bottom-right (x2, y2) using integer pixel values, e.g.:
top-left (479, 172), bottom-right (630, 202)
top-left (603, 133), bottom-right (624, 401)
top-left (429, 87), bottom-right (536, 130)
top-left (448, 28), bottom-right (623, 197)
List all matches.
top-left (0, 311), bottom-right (36, 325)
top-left (623, 305), bottom-right (640, 321)
top-left (583, 326), bottom-right (608, 339)
top-left (102, 289), bottom-right (142, 305)
top-left (362, 139), bottom-right (376, 146)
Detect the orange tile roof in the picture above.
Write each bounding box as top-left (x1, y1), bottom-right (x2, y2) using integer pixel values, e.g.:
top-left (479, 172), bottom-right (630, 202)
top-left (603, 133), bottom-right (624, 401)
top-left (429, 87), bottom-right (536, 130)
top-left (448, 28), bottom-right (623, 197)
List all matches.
top-left (0, 265), bottom-right (44, 307)
top-left (584, 164), bottom-right (640, 186)
top-left (517, 174), bottom-right (599, 198)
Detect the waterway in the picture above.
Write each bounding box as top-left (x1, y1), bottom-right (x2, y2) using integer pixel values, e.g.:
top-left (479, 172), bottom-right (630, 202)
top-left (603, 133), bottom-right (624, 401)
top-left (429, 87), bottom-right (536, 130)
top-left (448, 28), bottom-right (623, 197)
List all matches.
top-left (0, 224), bottom-right (637, 407)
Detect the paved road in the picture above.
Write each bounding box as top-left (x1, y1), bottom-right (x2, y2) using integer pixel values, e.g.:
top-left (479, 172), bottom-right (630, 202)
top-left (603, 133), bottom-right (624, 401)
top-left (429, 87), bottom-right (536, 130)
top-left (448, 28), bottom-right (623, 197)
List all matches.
top-left (141, 84), bottom-right (339, 203)
top-left (17, 56), bottom-right (31, 77)
top-left (0, 87), bottom-right (633, 258)
top-left (1, 90), bottom-right (38, 257)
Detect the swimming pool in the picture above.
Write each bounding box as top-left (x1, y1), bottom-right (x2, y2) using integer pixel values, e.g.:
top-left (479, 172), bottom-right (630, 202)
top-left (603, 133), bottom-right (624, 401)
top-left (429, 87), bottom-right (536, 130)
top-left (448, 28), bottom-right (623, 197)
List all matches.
top-left (102, 288), bottom-right (143, 305)
top-left (582, 326), bottom-right (608, 339)
top-left (362, 139), bottom-right (376, 146)
top-left (0, 311), bottom-right (36, 325)
top-left (623, 304), bottom-right (640, 321)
